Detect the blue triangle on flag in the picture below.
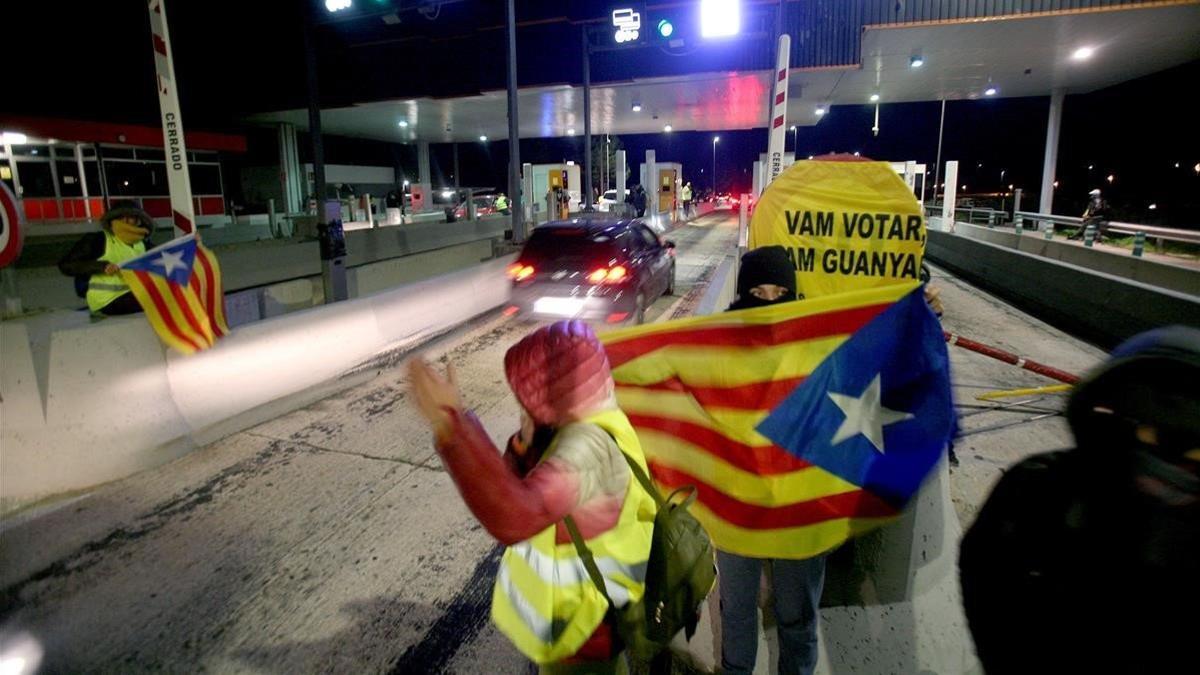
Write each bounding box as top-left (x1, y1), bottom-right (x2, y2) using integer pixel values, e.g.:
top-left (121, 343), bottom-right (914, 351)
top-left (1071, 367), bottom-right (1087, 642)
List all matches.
top-left (121, 234), bottom-right (197, 287)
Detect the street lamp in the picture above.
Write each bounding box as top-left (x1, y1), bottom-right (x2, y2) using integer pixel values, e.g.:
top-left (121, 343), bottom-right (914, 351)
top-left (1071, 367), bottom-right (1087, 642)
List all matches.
top-left (712, 136), bottom-right (720, 193)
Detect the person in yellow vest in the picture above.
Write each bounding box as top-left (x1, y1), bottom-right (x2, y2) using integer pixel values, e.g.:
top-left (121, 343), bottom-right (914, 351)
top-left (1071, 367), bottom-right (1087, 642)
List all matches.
top-left (58, 202), bottom-right (155, 316)
top-left (408, 321), bottom-right (656, 673)
top-left (495, 192), bottom-right (511, 215)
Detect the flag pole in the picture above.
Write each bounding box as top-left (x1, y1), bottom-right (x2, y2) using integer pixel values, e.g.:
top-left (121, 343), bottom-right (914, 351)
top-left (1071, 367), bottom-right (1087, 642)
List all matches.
top-left (147, 0), bottom-right (198, 239)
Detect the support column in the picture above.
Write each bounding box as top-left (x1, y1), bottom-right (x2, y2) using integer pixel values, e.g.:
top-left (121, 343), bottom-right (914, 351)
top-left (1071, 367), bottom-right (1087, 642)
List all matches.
top-left (941, 161), bottom-right (959, 232)
top-left (506, 0), bottom-right (525, 242)
top-left (615, 149), bottom-right (626, 216)
top-left (1039, 89), bottom-right (1064, 216)
top-left (417, 140), bottom-right (432, 212)
top-left (645, 149), bottom-right (657, 224)
top-left (452, 143), bottom-right (460, 188)
top-left (75, 143), bottom-right (92, 219)
top-left (581, 26), bottom-right (593, 211)
top-left (278, 122), bottom-right (303, 213)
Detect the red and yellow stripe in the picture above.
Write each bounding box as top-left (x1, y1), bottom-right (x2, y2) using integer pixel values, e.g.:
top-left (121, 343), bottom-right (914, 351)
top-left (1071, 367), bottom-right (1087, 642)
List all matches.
top-left (601, 282), bottom-right (917, 559)
top-left (194, 242), bottom-right (229, 337)
top-left (122, 268), bottom-right (215, 355)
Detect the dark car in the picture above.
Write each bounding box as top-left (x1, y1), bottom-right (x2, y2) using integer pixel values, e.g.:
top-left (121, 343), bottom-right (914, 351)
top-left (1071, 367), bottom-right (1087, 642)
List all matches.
top-left (507, 217), bottom-right (676, 324)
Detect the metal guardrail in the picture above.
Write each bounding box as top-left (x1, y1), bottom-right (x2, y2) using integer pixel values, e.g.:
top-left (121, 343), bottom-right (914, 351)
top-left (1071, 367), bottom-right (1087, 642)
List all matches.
top-left (1014, 211), bottom-right (1200, 247)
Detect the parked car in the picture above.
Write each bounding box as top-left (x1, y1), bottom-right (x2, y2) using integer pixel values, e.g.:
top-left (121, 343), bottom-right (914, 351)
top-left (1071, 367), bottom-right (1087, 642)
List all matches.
top-left (453, 194), bottom-right (498, 220)
top-left (507, 216), bottom-right (676, 324)
top-left (598, 189), bottom-right (630, 213)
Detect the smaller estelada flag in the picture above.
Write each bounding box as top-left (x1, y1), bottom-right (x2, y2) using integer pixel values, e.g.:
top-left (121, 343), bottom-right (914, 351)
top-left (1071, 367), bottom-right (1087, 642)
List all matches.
top-left (119, 234), bottom-right (229, 354)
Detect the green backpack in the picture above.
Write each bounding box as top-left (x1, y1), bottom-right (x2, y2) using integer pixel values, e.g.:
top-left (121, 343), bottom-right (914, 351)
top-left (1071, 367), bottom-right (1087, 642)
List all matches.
top-left (564, 449), bottom-right (717, 659)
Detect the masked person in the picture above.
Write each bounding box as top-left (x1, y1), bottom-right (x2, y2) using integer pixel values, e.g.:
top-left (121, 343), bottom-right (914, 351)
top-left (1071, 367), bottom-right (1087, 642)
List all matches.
top-left (960, 326), bottom-right (1200, 674)
top-left (719, 246), bottom-right (827, 675)
top-left (58, 201), bottom-right (155, 316)
top-left (408, 321), bottom-right (656, 674)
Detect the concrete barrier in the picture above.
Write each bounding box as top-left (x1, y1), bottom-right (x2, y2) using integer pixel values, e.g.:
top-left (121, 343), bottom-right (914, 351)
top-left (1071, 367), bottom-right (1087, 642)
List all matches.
top-left (0, 256), bottom-right (515, 513)
top-left (926, 228), bottom-right (1200, 348)
top-left (935, 220), bottom-right (1199, 297)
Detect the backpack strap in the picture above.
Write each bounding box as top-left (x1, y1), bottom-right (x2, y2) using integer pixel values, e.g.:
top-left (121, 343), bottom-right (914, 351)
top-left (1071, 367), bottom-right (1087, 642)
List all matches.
top-left (563, 515), bottom-right (616, 608)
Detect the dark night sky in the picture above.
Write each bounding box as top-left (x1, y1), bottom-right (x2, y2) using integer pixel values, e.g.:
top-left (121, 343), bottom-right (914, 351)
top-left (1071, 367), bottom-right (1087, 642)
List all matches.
top-left (2, 1), bottom-right (1197, 226)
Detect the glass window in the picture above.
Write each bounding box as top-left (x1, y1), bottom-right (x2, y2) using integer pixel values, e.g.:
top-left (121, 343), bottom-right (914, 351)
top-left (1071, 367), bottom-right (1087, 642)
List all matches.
top-left (99, 147), bottom-right (134, 159)
top-left (54, 146), bottom-right (78, 159)
top-left (12, 145), bottom-right (49, 158)
top-left (57, 161), bottom-right (83, 197)
top-left (105, 161), bottom-right (168, 196)
top-left (636, 226), bottom-right (660, 248)
top-left (83, 160), bottom-right (102, 197)
top-left (137, 148), bottom-right (165, 161)
top-left (189, 163), bottom-right (223, 195)
top-left (15, 161), bottom-right (55, 197)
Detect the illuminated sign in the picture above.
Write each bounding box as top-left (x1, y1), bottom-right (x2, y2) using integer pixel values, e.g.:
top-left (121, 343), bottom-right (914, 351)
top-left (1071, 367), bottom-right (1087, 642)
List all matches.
top-left (613, 8), bottom-right (641, 43)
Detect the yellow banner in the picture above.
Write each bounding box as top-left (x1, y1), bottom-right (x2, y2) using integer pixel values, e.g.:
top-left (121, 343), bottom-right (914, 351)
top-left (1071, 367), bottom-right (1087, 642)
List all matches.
top-left (749, 159), bottom-right (925, 299)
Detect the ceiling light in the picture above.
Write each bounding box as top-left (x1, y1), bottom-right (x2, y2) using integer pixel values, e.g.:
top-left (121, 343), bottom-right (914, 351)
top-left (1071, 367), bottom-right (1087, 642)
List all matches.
top-left (1072, 46), bottom-right (1095, 61)
top-left (910, 55), bottom-right (924, 68)
top-left (984, 86), bottom-right (998, 96)
top-left (631, 103), bottom-right (642, 112)
top-left (869, 93), bottom-right (880, 102)
top-left (398, 120), bottom-right (409, 128)
top-left (567, 128), bottom-right (575, 136)
top-left (815, 107), bottom-right (826, 116)
top-left (663, 124), bottom-right (672, 132)
top-left (700, 0), bottom-right (740, 38)
top-left (479, 135), bottom-right (488, 142)
top-left (325, 0), bottom-right (352, 13)
top-left (1, 132), bottom-right (27, 144)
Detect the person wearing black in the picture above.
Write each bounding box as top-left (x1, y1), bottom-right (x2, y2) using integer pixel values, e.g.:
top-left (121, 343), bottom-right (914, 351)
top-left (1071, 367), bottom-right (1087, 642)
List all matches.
top-left (960, 326), bottom-right (1200, 674)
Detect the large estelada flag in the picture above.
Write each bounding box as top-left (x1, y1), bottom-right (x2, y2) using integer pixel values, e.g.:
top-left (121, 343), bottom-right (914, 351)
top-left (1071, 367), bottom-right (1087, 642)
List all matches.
top-left (601, 281), bottom-right (953, 559)
top-left (119, 234), bottom-right (229, 354)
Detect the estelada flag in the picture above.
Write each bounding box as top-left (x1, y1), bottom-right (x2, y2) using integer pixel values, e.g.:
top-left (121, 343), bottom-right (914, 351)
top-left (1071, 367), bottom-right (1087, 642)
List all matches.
top-left (749, 157), bottom-right (927, 300)
top-left (601, 282), bottom-right (953, 559)
top-left (119, 234), bottom-right (229, 354)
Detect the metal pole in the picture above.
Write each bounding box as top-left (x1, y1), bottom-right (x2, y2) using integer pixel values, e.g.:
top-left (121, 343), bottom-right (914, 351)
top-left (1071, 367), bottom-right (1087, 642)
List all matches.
top-left (505, 0), bottom-right (524, 242)
top-left (712, 140), bottom-right (717, 193)
top-left (300, 0), bottom-right (347, 302)
top-left (453, 143), bottom-right (460, 188)
top-left (582, 26), bottom-right (593, 211)
top-left (933, 99), bottom-right (945, 207)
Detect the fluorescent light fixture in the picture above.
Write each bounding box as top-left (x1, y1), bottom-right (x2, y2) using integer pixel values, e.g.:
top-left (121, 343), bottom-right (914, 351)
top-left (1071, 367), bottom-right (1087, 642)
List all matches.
top-left (700, 0), bottom-right (740, 38)
top-left (567, 128), bottom-right (575, 136)
top-left (1072, 46), bottom-right (1095, 61)
top-left (815, 107), bottom-right (826, 116)
top-left (631, 103), bottom-right (642, 112)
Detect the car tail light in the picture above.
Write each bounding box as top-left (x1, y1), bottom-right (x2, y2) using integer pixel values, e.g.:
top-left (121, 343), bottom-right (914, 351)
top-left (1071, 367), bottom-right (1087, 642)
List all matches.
top-left (507, 263), bottom-right (535, 281)
top-left (606, 312), bottom-right (630, 323)
top-left (588, 265), bottom-right (628, 284)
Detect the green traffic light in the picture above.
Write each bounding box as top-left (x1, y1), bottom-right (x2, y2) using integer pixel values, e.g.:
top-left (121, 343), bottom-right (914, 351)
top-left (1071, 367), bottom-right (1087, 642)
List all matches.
top-left (657, 19), bottom-right (674, 38)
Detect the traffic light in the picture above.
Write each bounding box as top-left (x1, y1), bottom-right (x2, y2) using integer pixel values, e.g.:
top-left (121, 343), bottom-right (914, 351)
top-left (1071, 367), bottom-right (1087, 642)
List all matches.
top-left (656, 19), bottom-right (674, 39)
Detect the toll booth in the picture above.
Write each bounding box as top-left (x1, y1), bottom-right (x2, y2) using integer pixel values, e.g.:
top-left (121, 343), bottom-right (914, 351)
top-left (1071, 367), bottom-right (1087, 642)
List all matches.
top-left (530, 163), bottom-right (581, 222)
top-left (639, 161), bottom-right (682, 229)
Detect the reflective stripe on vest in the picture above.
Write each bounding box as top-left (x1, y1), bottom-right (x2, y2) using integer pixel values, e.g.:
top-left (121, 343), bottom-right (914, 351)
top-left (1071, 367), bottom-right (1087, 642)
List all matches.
top-left (86, 232), bottom-right (145, 313)
top-left (490, 408), bottom-right (657, 664)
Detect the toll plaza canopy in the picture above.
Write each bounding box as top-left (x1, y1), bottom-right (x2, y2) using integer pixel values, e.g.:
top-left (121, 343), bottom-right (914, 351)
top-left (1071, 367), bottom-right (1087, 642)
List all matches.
top-left (251, 0), bottom-right (1200, 142)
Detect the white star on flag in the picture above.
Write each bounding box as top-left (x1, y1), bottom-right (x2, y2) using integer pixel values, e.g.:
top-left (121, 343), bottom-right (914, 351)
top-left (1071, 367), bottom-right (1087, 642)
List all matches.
top-left (154, 250), bottom-right (187, 277)
top-left (827, 373), bottom-right (914, 453)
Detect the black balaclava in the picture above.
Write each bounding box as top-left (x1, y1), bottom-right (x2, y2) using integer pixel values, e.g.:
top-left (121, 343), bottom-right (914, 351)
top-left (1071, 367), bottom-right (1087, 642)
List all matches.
top-left (729, 245), bottom-right (798, 311)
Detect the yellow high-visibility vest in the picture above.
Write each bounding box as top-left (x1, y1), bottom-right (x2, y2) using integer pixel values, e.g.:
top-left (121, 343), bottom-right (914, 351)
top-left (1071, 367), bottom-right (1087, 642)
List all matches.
top-left (86, 231), bottom-right (145, 313)
top-left (490, 408), bottom-right (656, 664)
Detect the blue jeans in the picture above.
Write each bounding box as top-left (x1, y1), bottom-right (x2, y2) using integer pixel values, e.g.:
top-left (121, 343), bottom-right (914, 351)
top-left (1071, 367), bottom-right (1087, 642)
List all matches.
top-left (717, 551), bottom-right (826, 675)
